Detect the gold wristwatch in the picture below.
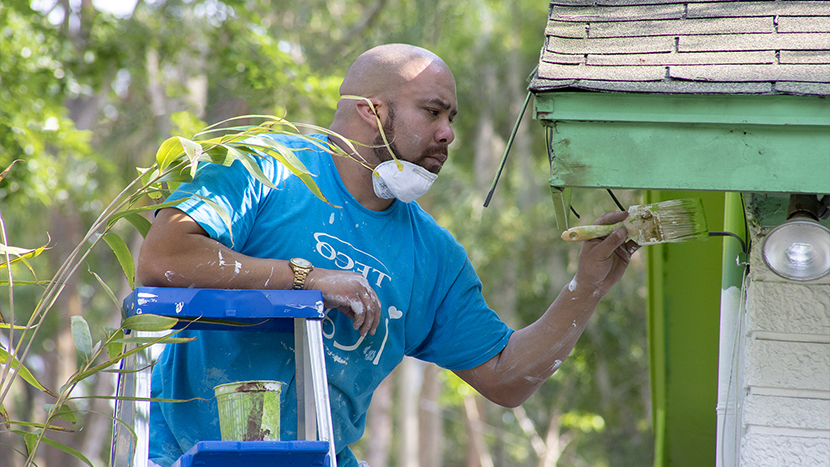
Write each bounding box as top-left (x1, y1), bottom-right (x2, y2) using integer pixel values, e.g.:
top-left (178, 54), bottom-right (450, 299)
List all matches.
top-left (289, 258), bottom-right (314, 290)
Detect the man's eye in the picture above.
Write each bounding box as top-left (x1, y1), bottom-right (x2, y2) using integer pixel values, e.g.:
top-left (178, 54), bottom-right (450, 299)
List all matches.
top-left (427, 109), bottom-right (439, 116)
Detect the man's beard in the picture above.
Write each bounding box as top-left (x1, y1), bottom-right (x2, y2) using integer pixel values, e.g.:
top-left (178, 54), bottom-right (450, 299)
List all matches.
top-left (372, 102), bottom-right (400, 164)
top-left (372, 102), bottom-right (447, 175)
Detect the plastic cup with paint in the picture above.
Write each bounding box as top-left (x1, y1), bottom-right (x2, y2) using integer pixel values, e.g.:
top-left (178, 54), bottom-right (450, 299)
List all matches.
top-left (214, 380), bottom-right (282, 441)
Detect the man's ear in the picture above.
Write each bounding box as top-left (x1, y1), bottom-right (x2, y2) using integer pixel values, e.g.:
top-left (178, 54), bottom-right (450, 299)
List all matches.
top-left (355, 98), bottom-right (383, 130)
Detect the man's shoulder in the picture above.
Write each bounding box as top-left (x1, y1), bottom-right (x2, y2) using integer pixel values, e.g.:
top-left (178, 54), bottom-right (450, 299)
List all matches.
top-left (405, 203), bottom-right (465, 253)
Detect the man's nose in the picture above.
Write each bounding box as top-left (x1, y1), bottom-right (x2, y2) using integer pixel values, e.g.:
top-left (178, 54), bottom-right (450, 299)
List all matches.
top-left (436, 120), bottom-right (454, 145)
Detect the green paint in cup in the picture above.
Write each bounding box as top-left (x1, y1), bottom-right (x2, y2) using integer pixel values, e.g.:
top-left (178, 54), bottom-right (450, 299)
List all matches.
top-left (214, 380), bottom-right (282, 441)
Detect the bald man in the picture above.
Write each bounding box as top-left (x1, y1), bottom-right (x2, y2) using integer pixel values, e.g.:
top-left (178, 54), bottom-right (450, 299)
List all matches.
top-left (139, 44), bottom-right (635, 467)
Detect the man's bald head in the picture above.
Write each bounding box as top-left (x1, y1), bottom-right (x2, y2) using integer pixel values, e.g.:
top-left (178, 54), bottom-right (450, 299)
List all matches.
top-left (339, 44), bottom-right (453, 100)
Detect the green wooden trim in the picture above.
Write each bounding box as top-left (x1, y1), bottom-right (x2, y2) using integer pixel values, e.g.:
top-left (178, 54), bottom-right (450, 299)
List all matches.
top-left (647, 190), bottom-right (724, 467)
top-left (535, 92), bottom-right (830, 127)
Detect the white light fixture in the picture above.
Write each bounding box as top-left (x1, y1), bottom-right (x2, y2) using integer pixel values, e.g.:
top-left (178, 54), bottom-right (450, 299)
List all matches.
top-left (762, 194), bottom-right (830, 281)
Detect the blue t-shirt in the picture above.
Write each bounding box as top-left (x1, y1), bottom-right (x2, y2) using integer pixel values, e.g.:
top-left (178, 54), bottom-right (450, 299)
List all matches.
top-left (148, 134), bottom-right (513, 467)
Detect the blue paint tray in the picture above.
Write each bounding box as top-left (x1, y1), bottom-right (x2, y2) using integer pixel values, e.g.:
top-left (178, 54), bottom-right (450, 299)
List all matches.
top-left (122, 287), bottom-right (325, 332)
top-left (172, 440), bottom-right (330, 467)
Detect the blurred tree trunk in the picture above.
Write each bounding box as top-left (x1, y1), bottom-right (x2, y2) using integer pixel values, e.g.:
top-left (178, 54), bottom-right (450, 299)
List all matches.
top-left (418, 363), bottom-right (443, 467)
top-left (398, 357), bottom-right (421, 467)
top-left (44, 205), bottom-right (84, 467)
top-left (366, 374), bottom-right (393, 467)
top-left (463, 393), bottom-right (493, 467)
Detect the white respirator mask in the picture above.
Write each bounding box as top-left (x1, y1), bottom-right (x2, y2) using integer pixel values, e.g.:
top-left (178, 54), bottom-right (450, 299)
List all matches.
top-left (372, 159), bottom-right (438, 203)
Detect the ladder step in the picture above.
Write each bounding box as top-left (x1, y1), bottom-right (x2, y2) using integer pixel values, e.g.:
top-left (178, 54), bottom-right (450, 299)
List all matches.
top-left (172, 440), bottom-right (330, 467)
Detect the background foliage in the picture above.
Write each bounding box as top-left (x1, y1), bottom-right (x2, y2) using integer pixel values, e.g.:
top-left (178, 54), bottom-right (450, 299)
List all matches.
top-left (0, 0), bottom-right (651, 465)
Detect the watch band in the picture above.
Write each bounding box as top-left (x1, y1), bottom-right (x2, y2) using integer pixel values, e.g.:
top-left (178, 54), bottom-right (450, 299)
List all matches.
top-left (289, 258), bottom-right (313, 290)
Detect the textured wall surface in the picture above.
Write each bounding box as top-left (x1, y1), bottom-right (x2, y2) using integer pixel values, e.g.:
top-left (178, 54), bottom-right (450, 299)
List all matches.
top-left (740, 230), bottom-right (830, 467)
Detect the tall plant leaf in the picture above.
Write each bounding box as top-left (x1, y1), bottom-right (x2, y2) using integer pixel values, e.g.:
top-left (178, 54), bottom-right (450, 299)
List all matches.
top-left (71, 316), bottom-right (94, 361)
top-left (155, 137), bottom-right (186, 172)
top-left (0, 348), bottom-right (56, 397)
top-left (0, 243), bottom-right (48, 270)
top-left (44, 403), bottom-right (78, 424)
top-left (120, 314), bottom-right (178, 332)
top-left (20, 430), bottom-right (94, 466)
top-left (91, 269), bottom-right (120, 308)
top-left (102, 232), bottom-right (135, 289)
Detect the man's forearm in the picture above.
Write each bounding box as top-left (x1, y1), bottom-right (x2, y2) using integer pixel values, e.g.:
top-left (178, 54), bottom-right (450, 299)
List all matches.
top-left (455, 279), bottom-right (602, 407)
top-left (137, 208), bottom-right (296, 290)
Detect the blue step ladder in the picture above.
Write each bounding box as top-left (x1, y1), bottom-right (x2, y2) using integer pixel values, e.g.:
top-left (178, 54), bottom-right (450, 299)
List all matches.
top-left (110, 287), bottom-right (337, 467)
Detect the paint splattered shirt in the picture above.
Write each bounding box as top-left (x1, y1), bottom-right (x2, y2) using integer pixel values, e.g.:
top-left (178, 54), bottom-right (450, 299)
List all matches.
top-left (148, 134), bottom-right (513, 467)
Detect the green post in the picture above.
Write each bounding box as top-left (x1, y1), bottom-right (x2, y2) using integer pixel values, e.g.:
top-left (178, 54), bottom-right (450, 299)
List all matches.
top-left (647, 190), bottom-right (724, 467)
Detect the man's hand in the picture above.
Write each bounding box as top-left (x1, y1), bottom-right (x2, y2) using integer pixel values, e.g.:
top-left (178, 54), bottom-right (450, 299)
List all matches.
top-left (573, 211), bottom-right (639, 296)
top-left (307, 269), bottom-right (382, 336)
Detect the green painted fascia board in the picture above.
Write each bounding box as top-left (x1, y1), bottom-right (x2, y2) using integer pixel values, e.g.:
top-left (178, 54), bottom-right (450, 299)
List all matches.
top-left (646, 190), bottom-right (724, 467)
top-left (534, 92), bottom-right (830, 127)
top-left (545, 120), bottom-right (830, 194)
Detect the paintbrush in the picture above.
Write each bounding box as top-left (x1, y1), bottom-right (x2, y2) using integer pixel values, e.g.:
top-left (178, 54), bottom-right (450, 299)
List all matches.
top-left (561, 198), bottom-right (708, 245)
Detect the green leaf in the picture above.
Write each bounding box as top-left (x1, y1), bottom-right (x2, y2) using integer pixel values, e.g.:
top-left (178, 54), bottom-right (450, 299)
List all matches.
top-left (1, 402), bottom-right (9, 429)
top-left (8, 421), bottom-right (71, 431)
top-left (24, 431), bottom-right (37, 455)
top-left (106, 199), bottom-right (185, 231)
top-left (105, 328), bottom-right (125, 360)
top-left (238, 139), bottom-right (337, 207)
top-left (191, 193), bottom-right (236, 246)
top-left (71, 316), bottom-right (94, 361)
top-left (155, 136), bottom-right (186, 171)
top-left (0, 160), bottom-right (20, 183)
top-left (68, 328), bottom-right (187, 385)
top-left (226, 145), bottom-right (278, 189)
top-left (242, 136), bottom-right (312, 175)
top-left (113, 336), bottom-right (195, 344)
top-left (0, 242), bottom-right (48, 270)
top-left (102, 232), bottom-right (135, 289)
top-left (120, 314), bottom-right (179, 332)
top-left (0, 348), bottom-right (56, 397)
top-left (34, 433), bottom-right (93, 466)
top-left (44, 403), bottom-right (78, 425)
top-left (0, 323), bottom-right (33, 330)
top-left (90, 268), bottom-right (120, 308)
top-left (178, 136), bottom-right (203, 179)
top-left (201, 144), bottom-right (236, 166)
top-left (120, 212), bottom-right (153, 238)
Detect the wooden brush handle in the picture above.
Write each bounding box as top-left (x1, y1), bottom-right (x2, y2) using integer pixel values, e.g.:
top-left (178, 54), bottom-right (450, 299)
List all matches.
top-left (561, 223), bottom-right (623, 242)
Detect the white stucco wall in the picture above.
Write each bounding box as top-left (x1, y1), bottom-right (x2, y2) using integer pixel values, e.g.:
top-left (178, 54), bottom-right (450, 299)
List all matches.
top-left (738, 232), bottom-right (830, 467)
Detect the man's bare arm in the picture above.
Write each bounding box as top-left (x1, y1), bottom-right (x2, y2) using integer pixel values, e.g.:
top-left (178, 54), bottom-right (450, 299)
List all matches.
top-left (454, 211), bottom-right (637, 407)
top-left (138, 208), bottom-right (382, 335)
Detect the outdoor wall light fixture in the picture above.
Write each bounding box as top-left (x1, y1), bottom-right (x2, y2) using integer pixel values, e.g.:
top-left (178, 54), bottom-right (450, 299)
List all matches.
top-left (762, 194), bottom-right (830, 281)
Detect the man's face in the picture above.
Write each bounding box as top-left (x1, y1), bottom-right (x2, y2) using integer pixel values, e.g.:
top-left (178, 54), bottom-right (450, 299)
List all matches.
top-left (371, 63), bottom-right (457, 175)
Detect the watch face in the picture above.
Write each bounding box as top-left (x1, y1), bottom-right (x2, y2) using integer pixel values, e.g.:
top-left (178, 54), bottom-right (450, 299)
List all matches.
top-left (291, 258), bottom-right (312, 269)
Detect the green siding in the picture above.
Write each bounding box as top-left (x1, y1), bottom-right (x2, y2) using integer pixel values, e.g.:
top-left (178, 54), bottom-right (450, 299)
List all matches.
top-left (647, 190), bottom-right (724, 467)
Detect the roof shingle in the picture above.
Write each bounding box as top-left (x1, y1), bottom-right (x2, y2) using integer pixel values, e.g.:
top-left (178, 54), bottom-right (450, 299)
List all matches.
top-left (531, 0), bottom-right (830, 96)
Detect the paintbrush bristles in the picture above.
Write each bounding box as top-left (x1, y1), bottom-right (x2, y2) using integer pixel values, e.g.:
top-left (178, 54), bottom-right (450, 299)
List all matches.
top-left (627, 198), bottom-right (708, 244)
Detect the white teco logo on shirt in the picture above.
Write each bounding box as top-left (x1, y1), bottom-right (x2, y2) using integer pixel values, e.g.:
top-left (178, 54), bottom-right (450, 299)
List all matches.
top-left (313, 233), bottom-right (391, 287)
top-left (313, 232), bottom-right (398, 366)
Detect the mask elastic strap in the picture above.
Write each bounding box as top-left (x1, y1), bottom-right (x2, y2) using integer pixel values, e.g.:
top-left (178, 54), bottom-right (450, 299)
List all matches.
top-left (340, 95), bottom-right (403, 174)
